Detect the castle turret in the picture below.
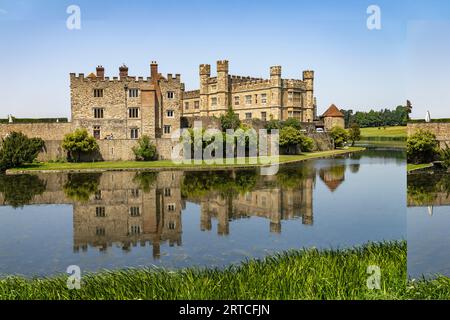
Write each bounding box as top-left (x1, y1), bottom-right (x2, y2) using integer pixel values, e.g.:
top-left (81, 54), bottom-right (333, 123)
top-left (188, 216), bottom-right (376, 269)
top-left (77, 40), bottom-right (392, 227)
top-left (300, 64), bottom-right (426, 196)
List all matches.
top-left (216, 60), bottom-right (229, 115)
top-left (199, 63), bottom-right (211, 117)
top-left (96, 65), bottom-right (104, 80)
top-left (119, 64), bottom-right (128, 79)
top-left (270, 66), bottom-right (282, 120)
top-left (303, 70), bottom-right (314, 122)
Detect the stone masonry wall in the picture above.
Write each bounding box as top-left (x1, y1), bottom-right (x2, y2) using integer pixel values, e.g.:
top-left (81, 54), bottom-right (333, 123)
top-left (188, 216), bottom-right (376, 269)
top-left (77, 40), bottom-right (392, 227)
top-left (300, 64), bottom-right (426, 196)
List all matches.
top-left (407, 123), bottom-right (450, 148)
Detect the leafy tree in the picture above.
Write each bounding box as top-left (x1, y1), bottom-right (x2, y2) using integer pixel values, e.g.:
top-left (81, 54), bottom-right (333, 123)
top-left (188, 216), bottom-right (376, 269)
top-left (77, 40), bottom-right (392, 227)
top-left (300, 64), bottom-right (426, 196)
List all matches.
top-left (348, 123), bottom-right (361, 146)
top-left (283, 118), bottom-right (302, 130)
top-left (62, 129), bottom-right (99, 162)
top-left (280, 126), bottom-right (314, 153)
top-left (132, 135), bottom-right (158, 161)
top-left (407, 129), bottom-right (439, 164)
top-left (265, 119), bottom-right (282, 132)
top-left (63, 173), bottom-right (101, 202)
top-left (0, 131), bottom-right (45, 172)
top-left (133, 172), bottom-right (158, 192)
top-left (220, 107), bottom-right (240, 131)
top-left (343, 106), bottom-right (408, 128)
top-left (330, 126), bottom-right (349, 148)
top-left (0, 174), bottom-right (46, 208)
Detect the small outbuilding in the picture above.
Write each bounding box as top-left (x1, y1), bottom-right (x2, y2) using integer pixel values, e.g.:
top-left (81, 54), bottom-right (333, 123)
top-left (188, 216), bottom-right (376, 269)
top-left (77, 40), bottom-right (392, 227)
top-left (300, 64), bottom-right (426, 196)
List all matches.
top-left (322, 104), bottom-right (345, 131)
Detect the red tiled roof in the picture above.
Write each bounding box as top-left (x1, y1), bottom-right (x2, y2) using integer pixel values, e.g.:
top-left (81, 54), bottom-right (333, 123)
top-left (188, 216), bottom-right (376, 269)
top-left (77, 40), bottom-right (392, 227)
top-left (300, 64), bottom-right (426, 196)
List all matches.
top-left (322, 104), bottom-right (344, 117)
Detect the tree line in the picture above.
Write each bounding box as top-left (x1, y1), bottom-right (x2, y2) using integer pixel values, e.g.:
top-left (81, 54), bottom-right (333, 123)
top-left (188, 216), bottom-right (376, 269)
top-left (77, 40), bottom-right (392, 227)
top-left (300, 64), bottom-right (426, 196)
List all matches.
top-left (340, 106), bottom-right (408, 128)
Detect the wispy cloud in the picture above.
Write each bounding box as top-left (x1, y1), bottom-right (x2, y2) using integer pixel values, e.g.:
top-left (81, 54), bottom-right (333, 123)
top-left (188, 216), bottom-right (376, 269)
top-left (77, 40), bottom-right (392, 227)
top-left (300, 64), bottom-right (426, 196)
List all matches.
top-left (0, 8), bottom-right (7, 15)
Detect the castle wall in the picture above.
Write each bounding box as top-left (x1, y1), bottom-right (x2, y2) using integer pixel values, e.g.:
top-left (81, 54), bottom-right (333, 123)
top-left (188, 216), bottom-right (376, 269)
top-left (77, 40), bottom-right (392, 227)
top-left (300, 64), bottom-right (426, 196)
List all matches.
top-left (407, 123), bottom-right (450, 148)
top-left (0, 123), bottom-right (72, 140)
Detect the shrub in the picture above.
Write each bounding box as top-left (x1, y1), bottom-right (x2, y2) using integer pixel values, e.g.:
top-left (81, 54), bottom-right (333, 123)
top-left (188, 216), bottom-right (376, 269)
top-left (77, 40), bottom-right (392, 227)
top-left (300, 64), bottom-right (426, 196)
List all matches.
top-left (283, 118), bottom-right (302, 130)
top-left (348, 123), bottom-right (361, 146)
top-left (441, 143), bottom-right (450, 169)
top-left (407, 129), bottom-right (439, 164)
top-left (330, 126), bottom-right (349, 148)
top-left (220, 107), bottom-right (241, 131)
top-left (0, 132), bottom-right (45, 171)
top-left (280, 126), bottom-right (314, 153)
top-left (132, 135), bottom-right (158, 161)
top-left (62, 129), bottom-right (99, 162)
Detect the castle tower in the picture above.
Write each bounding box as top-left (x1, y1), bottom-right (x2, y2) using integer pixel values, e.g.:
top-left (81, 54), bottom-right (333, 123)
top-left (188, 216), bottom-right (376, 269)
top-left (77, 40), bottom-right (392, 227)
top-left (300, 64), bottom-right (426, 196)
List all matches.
top-left (119, 64), bottom-right (128, 79)
top-left (302, 70), bottom-right (315, 122)
top-left (96, 65), bottom-right (104, 80)
top-left (270, 66), bottom-right (282, 120)
top-left (216, 60), bottom-right (229, 115)
top-left (199, 64), bottom-right (211, 117)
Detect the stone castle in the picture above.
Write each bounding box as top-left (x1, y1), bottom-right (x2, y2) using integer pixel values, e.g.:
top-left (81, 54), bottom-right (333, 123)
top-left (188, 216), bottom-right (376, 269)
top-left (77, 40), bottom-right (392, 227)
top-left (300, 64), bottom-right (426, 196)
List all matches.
top-left (0, 60), bottom-right (344, 161)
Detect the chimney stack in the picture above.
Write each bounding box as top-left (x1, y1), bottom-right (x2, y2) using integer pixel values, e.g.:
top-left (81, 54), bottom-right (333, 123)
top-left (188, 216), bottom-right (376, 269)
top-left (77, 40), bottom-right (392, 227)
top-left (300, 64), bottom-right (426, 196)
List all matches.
top-left (96, 65), bottom-right (105, 80)
top-left (119, 64), bottom-right (128, 79)
top-left (150, 61), bottom-right (158, 80)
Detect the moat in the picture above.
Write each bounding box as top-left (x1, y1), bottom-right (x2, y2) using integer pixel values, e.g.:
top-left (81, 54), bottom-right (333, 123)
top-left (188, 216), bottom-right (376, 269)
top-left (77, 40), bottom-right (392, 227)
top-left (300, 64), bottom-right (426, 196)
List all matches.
top-left (0, 147), bottom-right (405, 277)
top-left (408, 171), bottom-right (450, 278)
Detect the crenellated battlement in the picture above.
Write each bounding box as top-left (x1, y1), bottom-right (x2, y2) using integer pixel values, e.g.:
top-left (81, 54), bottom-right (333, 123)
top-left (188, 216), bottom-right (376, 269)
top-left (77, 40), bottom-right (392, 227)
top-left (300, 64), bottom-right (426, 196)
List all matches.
top-left (183, 90), bottom-right (200, 99)
top-left (231, 78), bottom-right (271, 91)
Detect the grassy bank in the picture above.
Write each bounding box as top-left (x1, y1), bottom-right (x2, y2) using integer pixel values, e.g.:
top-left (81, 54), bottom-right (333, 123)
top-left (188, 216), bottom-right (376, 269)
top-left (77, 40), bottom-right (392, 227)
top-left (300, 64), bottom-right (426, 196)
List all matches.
top-left (407, 163), bottom-right (433, 172)
top-left (7, 147), bottom-right (365, 174)
top-left (2, 240), bottom-right (449, 300)
top-left (359, 126), bottom-right (407, 139)
top-left (0, 241), bottom-right (406, 300)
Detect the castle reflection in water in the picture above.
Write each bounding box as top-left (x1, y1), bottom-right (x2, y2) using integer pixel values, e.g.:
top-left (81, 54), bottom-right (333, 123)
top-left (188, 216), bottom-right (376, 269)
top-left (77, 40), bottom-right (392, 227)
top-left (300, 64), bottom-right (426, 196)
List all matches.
top-left (0, 164), bottom-right (347, 258)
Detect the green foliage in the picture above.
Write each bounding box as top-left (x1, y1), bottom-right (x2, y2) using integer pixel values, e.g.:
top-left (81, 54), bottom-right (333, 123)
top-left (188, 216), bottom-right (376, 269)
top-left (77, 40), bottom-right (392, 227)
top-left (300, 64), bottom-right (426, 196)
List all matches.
top-left (181, 170), bottom-right (257, 198)
top-left (62, 129), bottom-right (99, 162)
top-left (220, 108), bottom-right (241, 131)
top-left (63, 173), bottom-right (101, 202)
top-left (283, 118), bottom-right (302, 130)
top-left (0, 241), bottom-right (413, 300)
top-left (132, 135), bottom-right (158, 161)
top-left (348, 123), bottom-right (361, 146)
top-left (132, 172), bottom-right (158, 192)
top-left (0, 174), bottom-right (46, 208)
top-left (441, 143), bottom-right (450, 169)
top-left (342, 106), bottom-right (408, 128)
top-left (279, 126), bottom-right (314, 154)
top-left (329, 126), bottom-right (349, 148)
top-left (0, 132), bottom-right (45, 171)
top-left (407, 129), bottom-right (439, 164)
top-left (265, 119), bottom-right (282, 132)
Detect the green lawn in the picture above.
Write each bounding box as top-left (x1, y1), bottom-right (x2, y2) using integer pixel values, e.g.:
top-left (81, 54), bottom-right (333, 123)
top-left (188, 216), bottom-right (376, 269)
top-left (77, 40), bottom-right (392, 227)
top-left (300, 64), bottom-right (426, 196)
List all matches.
top-left (1, 240), bottom-right (449, 300)
top-left (407, 163), bottom-right (433, 172)
top-left (359, 126), bottom-right (407, 139)
top-left (8, 147), bottom-right (365, 173)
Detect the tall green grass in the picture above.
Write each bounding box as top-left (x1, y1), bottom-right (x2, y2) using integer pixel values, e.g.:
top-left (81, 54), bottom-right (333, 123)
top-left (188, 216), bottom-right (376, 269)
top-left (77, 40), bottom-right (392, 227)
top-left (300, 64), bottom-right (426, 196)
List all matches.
top-left (0, 241), bottom-right (407, 300)
top-left (2, 240), bottom-right (449, 300)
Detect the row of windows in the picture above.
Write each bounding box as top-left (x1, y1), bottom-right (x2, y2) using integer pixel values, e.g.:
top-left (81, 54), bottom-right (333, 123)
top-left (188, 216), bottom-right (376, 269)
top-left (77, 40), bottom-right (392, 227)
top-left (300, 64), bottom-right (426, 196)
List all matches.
top-left (92, 126), bottom-right (172, 139)
top-left (92, 89), bottom-right (176, 99)
top-left (93, 108), bottom-right (174, 119)
top-left (94, 188), bottom-right (172, 201)
top-left (95, 204), bottom-right (176, 218)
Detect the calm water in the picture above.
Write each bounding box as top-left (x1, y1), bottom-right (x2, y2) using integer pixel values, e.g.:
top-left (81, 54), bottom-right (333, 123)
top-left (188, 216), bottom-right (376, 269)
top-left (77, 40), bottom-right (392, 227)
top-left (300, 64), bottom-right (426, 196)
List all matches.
top-left (0, 148), bottom-right (406, 277)
top-left (408, 172), bottom-right (450, 278)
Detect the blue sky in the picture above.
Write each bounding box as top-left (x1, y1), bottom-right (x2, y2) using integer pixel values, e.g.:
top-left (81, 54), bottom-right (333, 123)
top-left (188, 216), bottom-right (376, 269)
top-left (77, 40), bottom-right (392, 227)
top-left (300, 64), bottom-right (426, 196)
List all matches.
top-left (0, 0), bottom-right (449, 119)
